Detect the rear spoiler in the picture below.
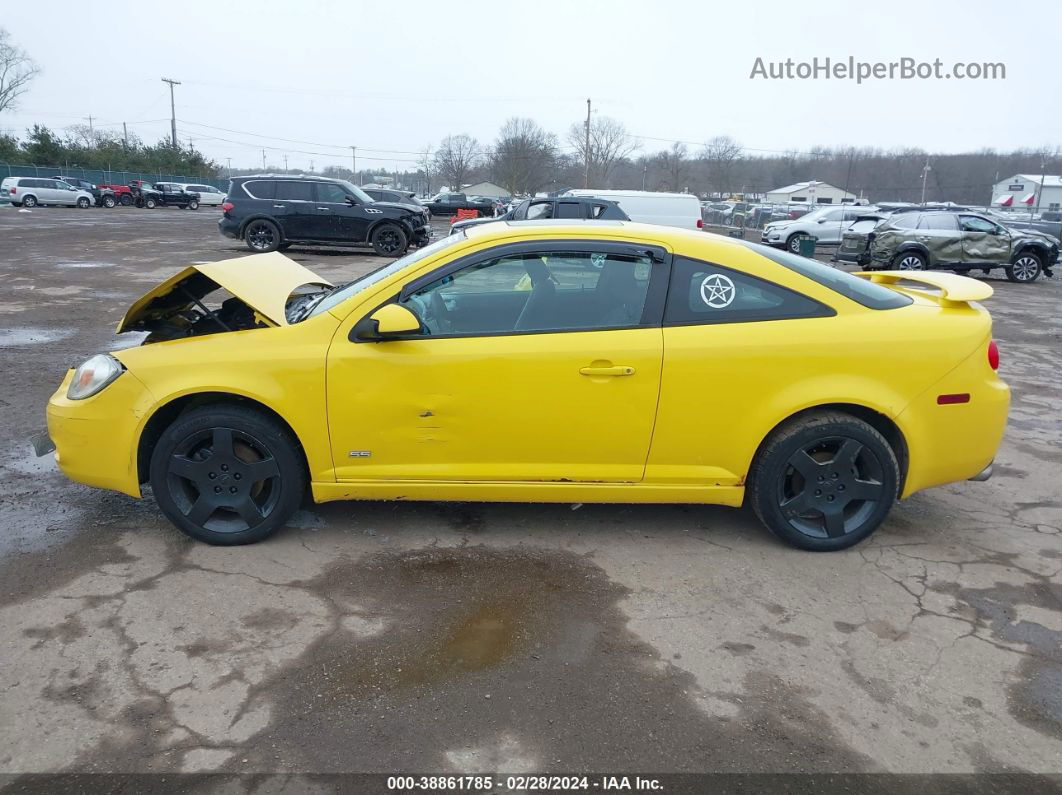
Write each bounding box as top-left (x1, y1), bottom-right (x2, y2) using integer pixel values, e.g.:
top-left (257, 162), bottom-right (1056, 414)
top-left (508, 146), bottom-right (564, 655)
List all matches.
top-left (853, 271), bottom-right (993, 307)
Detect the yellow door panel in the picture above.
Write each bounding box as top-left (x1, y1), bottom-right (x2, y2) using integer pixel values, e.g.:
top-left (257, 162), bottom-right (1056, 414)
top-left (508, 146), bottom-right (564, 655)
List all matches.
top-left (327, 328), bottom-right (663, 482)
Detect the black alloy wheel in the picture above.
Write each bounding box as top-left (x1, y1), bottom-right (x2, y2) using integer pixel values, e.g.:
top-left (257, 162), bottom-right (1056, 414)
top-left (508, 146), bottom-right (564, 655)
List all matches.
top-left (371, 223), bottom-right (407, 257)
top-left (150, 406), bottom-right (304, 545)
top-left (749, 412), bottom-right (899, 551)
top-left (244, 219), bottom-right (281, 252)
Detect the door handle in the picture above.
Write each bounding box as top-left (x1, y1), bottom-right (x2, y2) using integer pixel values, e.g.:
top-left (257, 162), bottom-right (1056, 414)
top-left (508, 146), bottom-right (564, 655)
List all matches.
top-left (317, 207), bottom-right (331, 212)
top-left (580, 365), bottom-right (635, 377)
top-left (273, 204), bottom-right (285, 208)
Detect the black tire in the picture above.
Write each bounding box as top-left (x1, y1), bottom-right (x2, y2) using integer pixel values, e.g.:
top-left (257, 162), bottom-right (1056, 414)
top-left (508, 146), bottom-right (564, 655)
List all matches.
top-left (188, 199), bottom-right (199, 211)
top-left (102, 195), bottom-right (117, 209)
top-left (149, 405), bottom-right (305, 545)
top-left (119, 193), bottom-right (133, 206)
top-left (76, 197), bottom-right (91, 209)
top-left (748, 411), bottom-right (899, 551)
top-left (1006, 251), bottom-right (1042, 283)
top-left (370, 223), bottom-right (408, 257)
top-left (21, 195), bottom-right (37, 208)
top-left (892, 250), bottom-right (926, 271)
top-left (244, 219), bottom-right (281, 252)
top-left (786, 234), bottom-right (803, 254)
top-left (144, 198), bottom-right (157, 209)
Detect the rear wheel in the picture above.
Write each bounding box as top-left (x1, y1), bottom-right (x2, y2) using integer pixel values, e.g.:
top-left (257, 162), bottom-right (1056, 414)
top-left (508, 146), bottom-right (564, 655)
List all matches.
top-left (102, 195), bottom-right (117, 208)
top-left (244, 219), bottom-right (281, 252)
top-left (893, 251), bottom-right (926, 271)
top-left (371, 223), bottom-right (408, 257)
top-left (149, 405), bottom-right (305, 545)
top-left (119, 193), bottom-right (133, 206)
top-left (749, 411), bottom-right (899, 551)
top-left (76, 197), bottom-right (91, 208)
top-left (1006, 252), bottom-right (1042, 283)
top-left (21, 195), bottom-right (37, 208)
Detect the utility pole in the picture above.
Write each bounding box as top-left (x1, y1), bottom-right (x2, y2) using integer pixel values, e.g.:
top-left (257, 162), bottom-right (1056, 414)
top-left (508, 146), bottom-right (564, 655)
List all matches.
top-left (309, 159), bottom-right (314, 173)
top-left (226, 158), bottom-right (232, 177)
top-left (1035, 150), bottom-right (1048, 217)
top-left (920, 158), bottom-right (931, 204)
top-left (122, 122), bottom-right (129, 151)
top-left (283, 154), bottom-right (288, 172)
top-left (161, 78), bottom-right (181, 148)
top-left (350, 146), bottom-right (357, 183)
top-left (583, 98), bottom-right (591, 189)
top-left (642, 161), bottom-right (647, 190)
top-left (261, 150), bottom-right (267, 170)
top-left (84, 116), bottom-right (95, 137)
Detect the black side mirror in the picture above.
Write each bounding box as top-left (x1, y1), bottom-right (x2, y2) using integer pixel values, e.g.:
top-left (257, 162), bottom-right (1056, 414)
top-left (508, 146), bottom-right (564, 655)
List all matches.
top-left (344, 195), bottom-right (357, 206)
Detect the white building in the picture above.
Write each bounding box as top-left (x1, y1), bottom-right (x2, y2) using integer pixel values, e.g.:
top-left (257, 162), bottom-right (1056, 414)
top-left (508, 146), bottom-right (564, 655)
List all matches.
top-left (991, 174), bottom-right (1062, 212)
top-left (461, 181), bottom-right (509, 198)
top-left (764, 180), bottom-right (856, 205)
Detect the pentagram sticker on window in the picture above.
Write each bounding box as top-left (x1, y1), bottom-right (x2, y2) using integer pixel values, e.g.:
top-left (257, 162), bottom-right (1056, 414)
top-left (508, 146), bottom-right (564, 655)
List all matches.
top-left (699, 273), bottom-right (736, 308)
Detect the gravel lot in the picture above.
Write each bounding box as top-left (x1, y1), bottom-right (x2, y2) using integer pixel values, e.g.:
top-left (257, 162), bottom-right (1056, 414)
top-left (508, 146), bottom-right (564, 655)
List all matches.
top-left (0, 206), bottom-right (1060, 783)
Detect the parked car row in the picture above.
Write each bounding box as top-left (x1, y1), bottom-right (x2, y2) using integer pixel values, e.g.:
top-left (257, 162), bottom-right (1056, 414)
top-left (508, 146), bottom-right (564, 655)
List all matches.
top-left (0, 176), bottom-right (227, 210)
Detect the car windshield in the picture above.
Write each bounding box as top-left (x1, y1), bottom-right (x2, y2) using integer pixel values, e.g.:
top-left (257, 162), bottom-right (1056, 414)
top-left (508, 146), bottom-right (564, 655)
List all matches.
top-left (308, 232), bottom-right (469, 318)
top-left (333, 179), bottom-right (373, 204)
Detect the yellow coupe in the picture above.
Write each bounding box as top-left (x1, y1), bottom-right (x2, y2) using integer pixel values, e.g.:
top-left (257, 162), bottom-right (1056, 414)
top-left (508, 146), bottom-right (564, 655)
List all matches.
top-left (44, 221), bottom-right (1009, 550)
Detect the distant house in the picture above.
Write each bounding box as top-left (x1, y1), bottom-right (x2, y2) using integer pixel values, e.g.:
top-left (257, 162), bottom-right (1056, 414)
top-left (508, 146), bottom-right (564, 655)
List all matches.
top-left (764, 180), bottom-right (855, 205)
top-left (461, 181), bottom-right (509, 198)
top-left (991, 174), bottom-right (1062, 211)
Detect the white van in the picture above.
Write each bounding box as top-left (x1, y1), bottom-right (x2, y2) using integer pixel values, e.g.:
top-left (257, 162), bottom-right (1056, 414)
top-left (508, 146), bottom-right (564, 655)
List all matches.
top-left (0, 177), bottom-right (95, 208)
top-left (563, 189), bottom-right (703, 230)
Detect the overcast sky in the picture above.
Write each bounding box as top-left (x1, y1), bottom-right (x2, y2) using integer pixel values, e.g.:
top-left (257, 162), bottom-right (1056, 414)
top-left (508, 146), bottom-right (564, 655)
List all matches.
top-left (2, 0), bottom-right (1058, 171)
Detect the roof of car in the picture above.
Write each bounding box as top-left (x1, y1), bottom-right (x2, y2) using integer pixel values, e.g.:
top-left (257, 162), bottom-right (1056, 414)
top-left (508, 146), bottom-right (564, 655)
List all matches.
top-left (233, 174), bottom-right (344, 182)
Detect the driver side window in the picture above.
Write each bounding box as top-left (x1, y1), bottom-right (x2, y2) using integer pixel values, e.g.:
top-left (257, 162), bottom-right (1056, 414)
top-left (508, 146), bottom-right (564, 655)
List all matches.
top-left (398, 250), bottom-right (652, 337)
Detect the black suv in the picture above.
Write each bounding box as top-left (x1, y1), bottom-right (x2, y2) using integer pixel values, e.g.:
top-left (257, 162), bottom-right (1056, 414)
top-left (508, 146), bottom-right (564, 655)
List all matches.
top-left (220, 175), bottom-right (430, 256)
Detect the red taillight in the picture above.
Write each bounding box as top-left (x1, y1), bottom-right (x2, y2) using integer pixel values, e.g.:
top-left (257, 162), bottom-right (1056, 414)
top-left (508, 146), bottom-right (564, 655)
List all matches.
top-left (696, 218), bottom-right (703, 229)
top-left (937, 393), bottom-right (971, 405)
top-left (9, 187), bottom-right (14, 194)
top-left (221, 201), bottom-right (234, 213)
top-left (988, 339), bottom-right (999, 371)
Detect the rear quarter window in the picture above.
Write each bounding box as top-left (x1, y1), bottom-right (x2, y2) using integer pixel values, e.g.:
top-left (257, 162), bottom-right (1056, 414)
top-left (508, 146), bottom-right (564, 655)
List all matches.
top-left (242, 180), bottom-right (276, 200)
top-left (665, 256), bottom-right (833, 326)
top-left (746, 243), bottom-right (912, 310)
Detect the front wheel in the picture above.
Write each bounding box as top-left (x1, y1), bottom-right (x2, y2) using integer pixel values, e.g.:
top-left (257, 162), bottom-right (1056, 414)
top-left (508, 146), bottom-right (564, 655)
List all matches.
top-left (187, 199), bottom-right (199, 211)
top-left (149, 405), bottom-right (305, 545)
top-left (1006, 252), bottom-right (1042, 283)
top-left (144, 198), bottom-right (157, 209)
top-left (786, 234), bottom-right (803, 254)
top-left (102, 195), bottom-right (117, 209)
top-left (119, 193), bottom-right (133, 206)
top-left (244, 219), bottom-right (281, 252)
top-left (370, 223), bottom-right (408, 257)
top-left (748, 411), bottom-right (899, 551)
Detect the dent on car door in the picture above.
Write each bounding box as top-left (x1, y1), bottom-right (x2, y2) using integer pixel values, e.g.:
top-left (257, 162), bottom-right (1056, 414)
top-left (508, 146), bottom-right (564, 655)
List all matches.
top-left (915, 213), bottom-right (962, 265)
top-left (959, 215), bottom-right (1010, 262)
top-left (326, 243), bottom-right (669, 483)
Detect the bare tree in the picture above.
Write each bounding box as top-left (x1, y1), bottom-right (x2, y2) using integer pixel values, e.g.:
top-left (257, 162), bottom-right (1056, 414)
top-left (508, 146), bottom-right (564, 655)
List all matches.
top-left (417, 143), bottom-right (434, 195)
top-left (0, 29), bottom-right (39, 114)
top-left (702, 135), bottom-right (743, 195)
top-left (567, 115), bottom-right (638, 187)
top-left (489, 118), bottom-right (557, 195)
top-left (433, 134), bottom-right (480, 192)
top-left (655, 142), bottom-right (689, 191)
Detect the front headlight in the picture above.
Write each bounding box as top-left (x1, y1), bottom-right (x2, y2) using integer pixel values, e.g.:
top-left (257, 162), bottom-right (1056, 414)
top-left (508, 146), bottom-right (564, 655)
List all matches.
top-left (67, 354), bottom-right (124, 400)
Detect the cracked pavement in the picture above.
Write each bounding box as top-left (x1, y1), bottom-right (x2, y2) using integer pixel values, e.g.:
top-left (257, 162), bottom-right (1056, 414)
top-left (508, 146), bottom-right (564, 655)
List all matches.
top-left (0, 208), bottom-right (1059, 778)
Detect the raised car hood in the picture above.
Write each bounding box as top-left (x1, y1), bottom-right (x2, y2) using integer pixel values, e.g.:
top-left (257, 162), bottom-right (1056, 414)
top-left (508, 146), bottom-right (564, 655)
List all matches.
top-left (117, 252), bottom-right (332, 333)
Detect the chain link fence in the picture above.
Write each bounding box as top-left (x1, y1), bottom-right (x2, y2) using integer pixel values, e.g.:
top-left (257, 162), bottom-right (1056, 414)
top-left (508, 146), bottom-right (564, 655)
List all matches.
top-left (0, 163), bottom-right (227, 191)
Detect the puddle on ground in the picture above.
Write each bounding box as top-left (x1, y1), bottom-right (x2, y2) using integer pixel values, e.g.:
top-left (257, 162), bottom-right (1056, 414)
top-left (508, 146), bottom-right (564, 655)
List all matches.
top-left (55, 261), bottom-right (115, 269)
top-left (0, 327), bottom-right (75, 346)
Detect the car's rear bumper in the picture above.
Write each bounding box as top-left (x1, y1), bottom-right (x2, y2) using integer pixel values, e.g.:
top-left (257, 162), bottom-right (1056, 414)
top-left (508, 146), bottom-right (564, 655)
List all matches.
top-left (218, 217), bottom-right (240, 239)
top-left (46, 369), bottom-right (154, 498)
